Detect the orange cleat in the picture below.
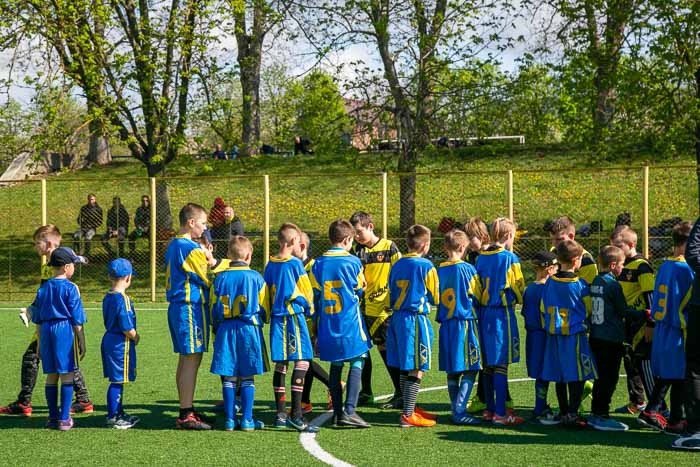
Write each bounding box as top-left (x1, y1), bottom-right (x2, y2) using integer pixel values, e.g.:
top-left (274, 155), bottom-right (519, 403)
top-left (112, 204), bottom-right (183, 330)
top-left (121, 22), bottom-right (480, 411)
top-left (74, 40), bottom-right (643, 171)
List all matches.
top-left (414, 406), bottom-right (437, 421)
top-left (493, 414), bottom-right (525, 426)
top-left (400, 412), bottom-right (437, 428)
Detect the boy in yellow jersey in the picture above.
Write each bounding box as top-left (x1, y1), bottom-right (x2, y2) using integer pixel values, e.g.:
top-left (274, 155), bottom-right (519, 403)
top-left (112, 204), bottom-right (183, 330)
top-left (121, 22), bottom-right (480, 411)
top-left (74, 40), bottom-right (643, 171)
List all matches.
top-left (1, 225), bottom-right (93, 417)
top-left (549, 216), bottom-right (598, 285)
top-left (350, 211), bottom-right (402, 408)
top-left (611, 226), bottom-right (657, 415)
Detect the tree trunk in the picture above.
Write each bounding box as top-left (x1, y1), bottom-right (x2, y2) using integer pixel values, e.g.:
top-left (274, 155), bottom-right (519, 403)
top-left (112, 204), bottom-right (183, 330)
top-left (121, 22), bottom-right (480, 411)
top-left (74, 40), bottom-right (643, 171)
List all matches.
top-left (398, 137), bottom-right (418, 232)
top-left (87, 120), bottom-right (112, 165)
top-left (592, 65), bottom-right (615, 144)
top-left (239, 64), bottom-right (262, 156)
top-left (155, 179), bottom-right (174, 231)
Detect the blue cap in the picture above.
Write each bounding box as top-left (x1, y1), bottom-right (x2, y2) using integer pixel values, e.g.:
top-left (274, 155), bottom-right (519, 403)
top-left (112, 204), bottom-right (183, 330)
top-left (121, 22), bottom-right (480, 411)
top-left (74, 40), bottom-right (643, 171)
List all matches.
top-left (48, 247), bottom-right (88, 267)
top-left (108, 258), bottom-right (136, 278)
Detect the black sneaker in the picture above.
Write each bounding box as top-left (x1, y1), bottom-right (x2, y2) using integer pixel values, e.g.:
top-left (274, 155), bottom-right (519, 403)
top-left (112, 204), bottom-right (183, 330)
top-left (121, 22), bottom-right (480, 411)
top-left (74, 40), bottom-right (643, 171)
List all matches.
top-left (380, 395), bottom-right (403, 410)
top-left (287, 416), bottom-right (320, 433)
top-left (337, 412), bottom-right (371, 428)
top-left (638, 410), bottom-right (667, 431)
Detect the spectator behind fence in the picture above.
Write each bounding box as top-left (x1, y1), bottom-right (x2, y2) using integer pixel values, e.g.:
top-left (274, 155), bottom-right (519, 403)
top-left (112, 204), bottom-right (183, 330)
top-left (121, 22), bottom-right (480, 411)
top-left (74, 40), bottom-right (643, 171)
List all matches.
top-left (73, 193), bottom-right (103, 256)
top-left (294, 136), bottom-right (314, 155)
top-left (211, 205), bottom-right (244, 258)
top-left (129, 195), bottom-right (151, 256)
top-left (229, 145), bottom-right (239, 160)
top-left (102, 197), bottom-right (130, 258)
top-left (212, 144), bottom-right (227, 160)
top-left (208, 197), bottom-right (227, 232)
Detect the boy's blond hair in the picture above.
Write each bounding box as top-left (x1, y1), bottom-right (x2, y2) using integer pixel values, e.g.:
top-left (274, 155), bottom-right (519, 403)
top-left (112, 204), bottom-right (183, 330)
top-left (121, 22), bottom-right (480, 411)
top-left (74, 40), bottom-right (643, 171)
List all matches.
top-left (556, 239), bottom-right (584, 266)
top-left (227, 235), bottom-right (253, 261)
top-left (406, 224), bottom-right (431, 251)
top-left (329, 219), bottom-right (354, 244)
top-left (464, 217), bottom-right (489, 244)
top-left (444, 229), bottom-right (468, 252)
top-left (598, 245), bottom-right (625, 269)
top-left (490, 217), bottom-right (516, 243)
top-left (611, 225), bottom-right (637, 245)
top-left (549, 216), bottom-right (575, 236)
top-left (277, 222), bottom-right (302, 246)
top-left (33, 224), bottom-right (61, 242)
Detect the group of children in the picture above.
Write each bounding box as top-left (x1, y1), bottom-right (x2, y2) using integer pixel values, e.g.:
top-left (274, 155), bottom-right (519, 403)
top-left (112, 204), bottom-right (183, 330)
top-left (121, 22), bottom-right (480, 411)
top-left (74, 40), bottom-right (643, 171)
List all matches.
top-left (4, 207), bottom-right (696, 441)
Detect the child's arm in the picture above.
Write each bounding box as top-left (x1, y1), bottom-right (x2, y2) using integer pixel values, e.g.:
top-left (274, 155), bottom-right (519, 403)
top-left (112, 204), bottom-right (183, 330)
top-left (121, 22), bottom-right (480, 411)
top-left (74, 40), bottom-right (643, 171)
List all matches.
top-left (425, 267), bottom-right (440, 306)
top-left (123, 328), bottom-right (139, 345)
top-left (258, 282), bottom-right (270, 324)
top-left (74, 325), bottom-right (86, 360)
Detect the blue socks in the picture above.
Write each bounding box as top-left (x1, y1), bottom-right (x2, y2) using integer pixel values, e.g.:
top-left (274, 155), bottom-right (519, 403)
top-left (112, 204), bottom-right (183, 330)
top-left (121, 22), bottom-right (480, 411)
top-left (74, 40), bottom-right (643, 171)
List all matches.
top-left (456, 371), bottom-right (477, 415)
top-left (107, 383), bottom-right (123, 419)
top-left (494, 369), bottom-right (508, 417)
top-left (534, 379), bottom-right (549, 416)
top-left (60, 383), bottom-right (74, 421)
top-left (483, 371), bottom-right (495, 413)
top-left (240, 379), bottom-right (255, 421)
top-left (345, 363), bottom-right (363, 415)
top-left (447, 375), bottom-right (460, 414)
top-left (223, 379), bottom-right (237, 421)
top-left (45, 384), bottom-right (59, 421)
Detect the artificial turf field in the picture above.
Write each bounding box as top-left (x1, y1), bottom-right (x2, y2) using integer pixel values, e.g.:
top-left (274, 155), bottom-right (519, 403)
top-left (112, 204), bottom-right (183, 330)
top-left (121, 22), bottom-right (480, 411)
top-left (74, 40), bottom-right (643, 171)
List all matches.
top-left (0, 303), bottom-right (697, 466)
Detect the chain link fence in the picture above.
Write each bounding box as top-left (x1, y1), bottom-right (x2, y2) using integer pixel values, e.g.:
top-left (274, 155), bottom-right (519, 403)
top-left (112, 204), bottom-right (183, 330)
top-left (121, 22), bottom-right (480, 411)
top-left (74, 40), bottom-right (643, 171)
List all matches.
top-left (0, 165), bottom-right (697, 302)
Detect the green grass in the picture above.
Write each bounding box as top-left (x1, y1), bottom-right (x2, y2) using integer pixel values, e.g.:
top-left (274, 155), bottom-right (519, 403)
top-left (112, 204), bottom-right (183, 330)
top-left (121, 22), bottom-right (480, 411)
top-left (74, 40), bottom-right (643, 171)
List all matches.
top-left (0, 146), bottom-right (697, 302)
top-left (0, 303), bottom-right (697, 466)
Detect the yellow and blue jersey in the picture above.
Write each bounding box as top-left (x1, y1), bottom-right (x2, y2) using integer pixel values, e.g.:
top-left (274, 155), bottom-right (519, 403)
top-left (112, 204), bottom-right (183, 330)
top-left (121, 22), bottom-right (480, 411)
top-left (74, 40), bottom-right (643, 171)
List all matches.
top-left (522, 282), bottom-right (546, 331)
top-left (210, 261), bottom-right (269, 327)
top-left (436, 260), bottom-right (481, 322)
top-left (475, 247), bottom-right (524, 309)
top-left (102, 292), bottom-right (136, 334)
top-left (263, 256), bottom-right (314, 318)
top-left (540, 271), bottom-right (592, 336)
top-left (353, 238), bottom-right (401, 318)
top-left (309, 247), bottom-right (370, 361)
top-left (389, 253), bottom-right (439, 315)
top-left (32, 278), bottom-right (86, 326)
top-left (651, 257), bottom-right (694, 331)
top-left (550, 246), bottom-right (598, 285)
top-left (164, 235), bottom-right (211, 305)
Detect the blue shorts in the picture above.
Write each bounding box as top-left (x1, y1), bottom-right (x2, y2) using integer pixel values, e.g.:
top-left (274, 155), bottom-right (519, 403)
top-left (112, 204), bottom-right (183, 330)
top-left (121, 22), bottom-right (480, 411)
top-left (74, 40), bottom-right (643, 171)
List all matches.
top-left (478, 306), bottom-right (520, 366)
top-left (39, 320), bottom-right (78, 375)
top-left (438, 318), bottom-right (482, 374)
top-left (651, 324), bottom-right (685, 379)
top-left (386, 312), bottom-right (434, 372)
top-left (525, 329), bottom-right (546, 379)
top-left (168, 301), bottom-right (210, 355)
top-left (269, 314), bottom-right (313, 362)
top-left (101, 332), bottom-right (136, 383)
top-left (211, 320), bottom-right (270, 377)
top-left (542, 333), bottom-right (598, 383)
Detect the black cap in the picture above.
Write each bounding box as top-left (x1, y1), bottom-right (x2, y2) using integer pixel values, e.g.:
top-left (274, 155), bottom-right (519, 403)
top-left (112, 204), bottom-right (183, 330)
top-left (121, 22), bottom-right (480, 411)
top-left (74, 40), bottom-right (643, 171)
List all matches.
top-left (531, 250), bottom-right (557, 267)
top-left (48, 247), bottom-right (88, 267)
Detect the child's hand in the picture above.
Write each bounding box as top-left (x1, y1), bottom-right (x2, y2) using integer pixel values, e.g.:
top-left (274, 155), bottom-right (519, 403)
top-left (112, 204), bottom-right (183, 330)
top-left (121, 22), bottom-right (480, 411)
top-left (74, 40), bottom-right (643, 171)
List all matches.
top-left (76, 329), bottom-right (87, 360)
top-left (133, 333), bottom-right (140, 346)
top-left (19, 308), bottom-right (30, 327)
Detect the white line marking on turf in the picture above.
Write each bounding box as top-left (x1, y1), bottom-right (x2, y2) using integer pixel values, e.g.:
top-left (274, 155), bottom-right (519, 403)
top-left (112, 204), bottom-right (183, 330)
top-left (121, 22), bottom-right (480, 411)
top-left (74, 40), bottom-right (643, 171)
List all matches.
top-left (300, 376), bottom-right (540, 467)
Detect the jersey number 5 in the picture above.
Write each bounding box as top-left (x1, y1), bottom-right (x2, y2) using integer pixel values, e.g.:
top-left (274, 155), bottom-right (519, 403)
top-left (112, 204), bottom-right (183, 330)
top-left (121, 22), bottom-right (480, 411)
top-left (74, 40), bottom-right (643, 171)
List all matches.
top-left (324, 280), bottom-right (343, 314)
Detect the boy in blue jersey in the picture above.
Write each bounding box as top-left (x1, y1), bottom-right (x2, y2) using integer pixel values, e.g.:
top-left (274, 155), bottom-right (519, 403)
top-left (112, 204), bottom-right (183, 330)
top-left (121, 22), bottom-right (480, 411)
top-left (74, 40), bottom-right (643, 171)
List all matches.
top-left (475, 217), bottom-right (525, 425)
top-left (387, 224), bottom-right (439, 428)
top-left (164, 203), bottom-right (217, 430)
top-left (639, 222), bottom-right (694, 434)
top-left (588, 246), bottom-right (634, 432)
top-left (32, 247), bottom-right (87, 431)
top-left (521, 251), bottom-right (558, 425)
top-left (210, 236), bottom-right (269, 431)
top-left (310, 219), bottom-right (371, 428)
top-left (101, 258), bottom-right (140, 429)
top-left (541, 240), bottom-right (597, 428)
top-left (264, 222), bottom-right (318, 433)
top-left (437, 229), bottom-right (482, 425)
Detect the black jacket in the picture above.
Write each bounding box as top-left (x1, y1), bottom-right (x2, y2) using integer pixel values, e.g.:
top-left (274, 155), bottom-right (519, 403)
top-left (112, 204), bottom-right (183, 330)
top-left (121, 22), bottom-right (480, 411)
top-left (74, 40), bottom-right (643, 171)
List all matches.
top-left (77, 204), bottom-right (103, 229)
top-left (685, 216), bottom-right (700, 305)
top-left (107, 205), bottom-right (130, 231)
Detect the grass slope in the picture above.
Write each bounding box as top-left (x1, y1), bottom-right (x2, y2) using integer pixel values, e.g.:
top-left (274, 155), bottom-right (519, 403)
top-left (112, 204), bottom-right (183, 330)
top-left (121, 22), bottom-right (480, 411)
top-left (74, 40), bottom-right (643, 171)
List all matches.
top-left (0, 304), bottom-right (697, 466)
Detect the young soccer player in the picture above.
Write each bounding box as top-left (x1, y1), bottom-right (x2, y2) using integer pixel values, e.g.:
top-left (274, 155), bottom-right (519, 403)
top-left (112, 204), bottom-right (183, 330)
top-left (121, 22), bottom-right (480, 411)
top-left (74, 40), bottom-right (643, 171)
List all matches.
top-left (521, 251), bottom-right (558, 424)
top-left (264, 223), bottom-right (318, 433)
top-left (541, 240), bottom-right (598, 428)
top-left (387, 224), bottom-right (439, 428)
top-left (475, 217), bottom-right (525, 425)
top-left (101, 258), bottom-right (140, 429)
top-left (587, 245), bottom-right (635, 432)
top-left (549, 216), bottom-right (598, 285)
top-left (350, 211), bottom-right (402, 408)
top-left (437, 229), bottom-right (482, 425)
top-left (1, 225), bottom-right (93, 417)
top-left (32, 247), bottom-right (87, 430)
top-left (210, 236), bottom-right (269, 431)
top-left (164, 203), bottom-right (217, 430)
top-left (611, 226), bottom-right (656, 415)
top-left (639, 222), bottom-right (694, 433)
top-left (296, 232), bottom-right (332, 414)
top-left (464, 217), bottom-right (490, 266)
top-left (310, 219), bottom-right (371, 428)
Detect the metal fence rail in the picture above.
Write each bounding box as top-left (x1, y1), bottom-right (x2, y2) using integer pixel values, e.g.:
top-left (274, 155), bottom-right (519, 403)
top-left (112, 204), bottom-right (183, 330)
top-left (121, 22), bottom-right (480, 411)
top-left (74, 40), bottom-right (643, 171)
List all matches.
top-left (0, 164), bottom-right (697, 302)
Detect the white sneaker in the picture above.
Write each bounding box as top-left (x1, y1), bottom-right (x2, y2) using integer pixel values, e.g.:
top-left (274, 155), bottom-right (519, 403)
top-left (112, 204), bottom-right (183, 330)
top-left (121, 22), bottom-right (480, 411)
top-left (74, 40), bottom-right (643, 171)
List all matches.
top-left (672, 433), bottom-right (700, 450)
